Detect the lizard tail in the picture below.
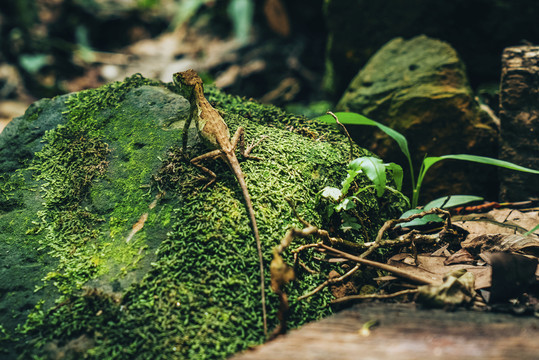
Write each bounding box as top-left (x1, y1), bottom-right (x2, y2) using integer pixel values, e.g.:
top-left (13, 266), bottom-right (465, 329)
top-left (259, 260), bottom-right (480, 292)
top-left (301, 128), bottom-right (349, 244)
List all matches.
top-left (228, 155), bottom-right (268, 337)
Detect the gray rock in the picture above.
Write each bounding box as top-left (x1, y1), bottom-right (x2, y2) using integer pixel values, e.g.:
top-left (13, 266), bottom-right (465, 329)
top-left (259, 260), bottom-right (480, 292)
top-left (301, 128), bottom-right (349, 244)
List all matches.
top-left (0, 95), bottom-right (70, 173)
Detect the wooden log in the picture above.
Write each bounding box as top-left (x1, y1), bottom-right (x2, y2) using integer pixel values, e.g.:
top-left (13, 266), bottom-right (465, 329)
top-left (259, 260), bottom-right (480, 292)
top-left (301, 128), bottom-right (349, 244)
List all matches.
top-left (499, 46), bottom-right (539, 201)
top-left (231, 303), bottom-right (539, 360)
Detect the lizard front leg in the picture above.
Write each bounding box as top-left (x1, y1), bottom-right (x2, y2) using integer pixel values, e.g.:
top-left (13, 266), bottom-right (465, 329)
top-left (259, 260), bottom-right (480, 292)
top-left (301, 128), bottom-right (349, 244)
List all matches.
top-left (230, 126), bottom-right (268, 160)
top-left (190, 149), bottom-right (224, 190)
top-left (181, 108), bottom-right (196, 156)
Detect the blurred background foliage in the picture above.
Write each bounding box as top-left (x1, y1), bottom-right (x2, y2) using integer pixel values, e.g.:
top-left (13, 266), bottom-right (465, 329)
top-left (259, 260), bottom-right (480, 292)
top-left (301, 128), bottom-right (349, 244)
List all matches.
top-left (0, 0), bottom-right (325, 100)
top-left (0, 0), bottom-right (538, 121)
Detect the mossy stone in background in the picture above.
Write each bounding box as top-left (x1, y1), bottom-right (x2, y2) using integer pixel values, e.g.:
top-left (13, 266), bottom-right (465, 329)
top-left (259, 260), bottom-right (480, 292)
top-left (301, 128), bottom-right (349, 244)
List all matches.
top-left (337, 35), bottom-right (499, 203)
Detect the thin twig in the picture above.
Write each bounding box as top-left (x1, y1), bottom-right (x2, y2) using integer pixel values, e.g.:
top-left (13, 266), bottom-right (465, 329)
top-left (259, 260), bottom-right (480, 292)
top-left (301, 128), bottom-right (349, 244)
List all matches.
top-left (327, 111), bottom-right (353, 162)
top-left (297, 260), bottom-right (318, 274)
top-left (278, 226), bottom-right (318, 255)
top-left (283, 208), bottom-right (450, 303)
top-left (331, 289), bottom-right (419, 304)
top-left (297, 263), bottom-right (361, 300)
top-left (292, 242), bottom-right (322, 254)
top-left (360, 208), bottom-right (451, 259)
top-left (319, 243), bottom-right (437, 285)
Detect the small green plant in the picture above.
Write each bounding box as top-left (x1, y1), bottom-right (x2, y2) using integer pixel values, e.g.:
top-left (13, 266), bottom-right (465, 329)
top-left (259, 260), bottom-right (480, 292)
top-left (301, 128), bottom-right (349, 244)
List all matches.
top-left (317, 112), bottom-right (539, 209)
top-left (320, 156), bottom-right (409, 233)
top-left (321, 156), bottom-right (408, 210)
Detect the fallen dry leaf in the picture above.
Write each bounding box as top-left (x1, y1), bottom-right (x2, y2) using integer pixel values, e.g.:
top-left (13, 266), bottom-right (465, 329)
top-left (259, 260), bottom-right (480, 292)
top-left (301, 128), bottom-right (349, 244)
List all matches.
top-left (454, 209), bottom-right (539, 238)
top-left (389, 253), bottom-right (491, 289)
top-left (416, 269), bottom-right (476, 307)
top-left (444, 248), bottom-right (475, 265)
top-left (125, 212), bottom-right (148, 243)
top-left (489, 252), bottom-right (538, 303)
top-left (462, 233), bottom-right (539, 257)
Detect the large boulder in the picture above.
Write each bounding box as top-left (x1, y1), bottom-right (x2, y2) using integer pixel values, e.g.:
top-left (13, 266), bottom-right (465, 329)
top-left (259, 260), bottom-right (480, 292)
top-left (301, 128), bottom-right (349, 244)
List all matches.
top-left (337, 35), bottom-right (499, 203)
top-left (0, 74), bottom-right (405, 359)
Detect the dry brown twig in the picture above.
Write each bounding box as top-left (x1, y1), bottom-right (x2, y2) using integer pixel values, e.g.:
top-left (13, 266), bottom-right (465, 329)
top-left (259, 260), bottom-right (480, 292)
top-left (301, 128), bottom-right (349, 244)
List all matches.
top-left (286, 208), bottom-right (452, 300)
top-left (331, 289), bottom-right (419, 304)
top-left (297, 263), bottom-right (361, 300)
top-left (269, 213), bottom-right (316, 338)
top-left (359, 207), bottom-right (451, 259)
top-left (318, 243), bottom-right (436, 285)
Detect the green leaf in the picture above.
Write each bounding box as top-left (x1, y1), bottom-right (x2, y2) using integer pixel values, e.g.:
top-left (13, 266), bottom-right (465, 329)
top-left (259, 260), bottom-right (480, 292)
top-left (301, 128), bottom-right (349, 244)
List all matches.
top-left (524, 224), bottom-right (539, 236)
top-left (335, 197), bottom-right (357, 212)
top-left (386, 162), bottom-right (403, 191)
top-left (414, 154), bottom-right (539, 208)
top-left (348, 157), bottom-right (367, 172)
top-left (351, 157), bottom-right (386, 197)
top-left (316, 112), bottom-right (415, 194)
top-left (424, 195), bottom-right (484, 210)
top-left (320, 187), bottom-right (342, 201)
top-left (317, 112), bottom-right (411, 161)
top-left (341, 212), bottom-right (361, 232)
top-left (399, 209), bottom-right (444, 227)
top-left (361, 157), bottom-right (386, 197)
top-left (341, 168), bottom-right (361, 196)
top-left (424, 154), bottom-right (539, 176)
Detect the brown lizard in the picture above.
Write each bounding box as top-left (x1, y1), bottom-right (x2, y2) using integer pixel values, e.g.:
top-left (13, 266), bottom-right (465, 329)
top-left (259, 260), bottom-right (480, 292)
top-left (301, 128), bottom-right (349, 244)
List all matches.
top-left (173, 69), bottom-right (268, 336)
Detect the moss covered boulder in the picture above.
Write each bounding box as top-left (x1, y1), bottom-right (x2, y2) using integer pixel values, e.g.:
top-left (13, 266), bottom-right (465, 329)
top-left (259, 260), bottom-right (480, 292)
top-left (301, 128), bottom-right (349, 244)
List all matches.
top-left (0, 74), bottom-right (404, 359)
top-left (337, 35), bottom-right (499, 203)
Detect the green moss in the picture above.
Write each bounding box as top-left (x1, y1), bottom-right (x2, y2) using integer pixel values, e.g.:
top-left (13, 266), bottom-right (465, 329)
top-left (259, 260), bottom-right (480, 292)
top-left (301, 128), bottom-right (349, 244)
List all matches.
top-left (24, 75), bottom-right (175, 295)
top-left (65, 74), bottom-right (161, 136)
top-left (5, 75), bottom-right (405, 359)
top-left (0, 171), bottom-right (25, 212)
top-left (203, 85), bottom-right (353, 146)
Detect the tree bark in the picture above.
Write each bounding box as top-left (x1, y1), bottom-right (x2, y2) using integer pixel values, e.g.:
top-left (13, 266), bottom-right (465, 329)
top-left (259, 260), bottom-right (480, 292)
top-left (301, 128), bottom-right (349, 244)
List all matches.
top-left (499, 46), bottom-right (539, 201)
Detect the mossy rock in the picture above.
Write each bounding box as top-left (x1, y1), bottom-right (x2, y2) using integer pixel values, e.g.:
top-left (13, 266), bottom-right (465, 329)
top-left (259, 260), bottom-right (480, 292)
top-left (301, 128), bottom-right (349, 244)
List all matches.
top-left (337, 36), bottom-right (499, 203)
top-left (0, 74), bottom-right (405, 359)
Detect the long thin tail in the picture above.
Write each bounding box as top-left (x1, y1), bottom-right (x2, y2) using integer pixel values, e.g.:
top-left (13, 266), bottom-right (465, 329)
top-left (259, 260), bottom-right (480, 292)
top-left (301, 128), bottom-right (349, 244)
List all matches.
top-left (229, 155), bottom-right (267, 336)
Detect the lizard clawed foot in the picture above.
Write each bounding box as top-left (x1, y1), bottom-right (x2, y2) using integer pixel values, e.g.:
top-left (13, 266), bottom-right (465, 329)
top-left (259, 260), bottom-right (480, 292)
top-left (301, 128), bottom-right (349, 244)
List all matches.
top-left (191, 164), bottom-right (217, 191)
top-left (243, 135), bottom-right (269, 160)
top-left (200, 178), bottom-right (216, 191)
top-left (193, 175), bottom-right (216, 191)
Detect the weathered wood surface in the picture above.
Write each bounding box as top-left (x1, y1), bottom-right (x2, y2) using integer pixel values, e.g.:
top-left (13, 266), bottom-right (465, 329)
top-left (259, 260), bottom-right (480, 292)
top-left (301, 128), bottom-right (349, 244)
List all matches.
top-left (232, 303), bottom-right (539, 360)
top-left (498, 45), bottom-right (539, 201)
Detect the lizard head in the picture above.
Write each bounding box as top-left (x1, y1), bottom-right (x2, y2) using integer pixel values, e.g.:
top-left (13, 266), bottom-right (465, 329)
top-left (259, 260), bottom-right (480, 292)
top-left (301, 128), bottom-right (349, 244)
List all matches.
top-left (173, 69), bottom-right (204, 99)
